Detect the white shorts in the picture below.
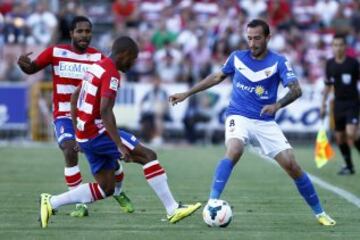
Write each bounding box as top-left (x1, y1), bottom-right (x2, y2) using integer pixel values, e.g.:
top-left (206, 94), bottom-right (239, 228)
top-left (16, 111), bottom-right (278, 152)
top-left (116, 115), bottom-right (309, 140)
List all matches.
top-left (225, 115), bottom-right (292, 158)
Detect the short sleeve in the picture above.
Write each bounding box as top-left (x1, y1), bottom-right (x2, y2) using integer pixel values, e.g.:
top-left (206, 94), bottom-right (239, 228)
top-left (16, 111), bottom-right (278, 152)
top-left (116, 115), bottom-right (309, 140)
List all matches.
top-left (34, 46), bottom-right (53, 69)
top-left (101, 71), bottom-right (120, 99)
top-left (278, 57), bottom-right (297, 87)
top-left (221, 52), bottom-right (236, 75)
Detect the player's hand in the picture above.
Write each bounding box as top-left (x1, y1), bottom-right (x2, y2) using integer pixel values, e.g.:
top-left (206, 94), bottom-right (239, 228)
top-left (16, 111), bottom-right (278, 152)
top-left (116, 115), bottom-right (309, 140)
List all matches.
top-left (260, 103), bottom-right (280, 116)
top-left (17, 52), bottom-right (33, 68)
top-left (169, 92), bottom-right (188, 106)
top-left (118, 144), bottom-right (130, 162)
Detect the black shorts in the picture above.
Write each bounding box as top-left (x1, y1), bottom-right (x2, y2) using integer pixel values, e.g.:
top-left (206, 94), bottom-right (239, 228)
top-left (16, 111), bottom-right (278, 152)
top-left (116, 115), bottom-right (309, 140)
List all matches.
top-left (333, 100), bottom-right (360, 131)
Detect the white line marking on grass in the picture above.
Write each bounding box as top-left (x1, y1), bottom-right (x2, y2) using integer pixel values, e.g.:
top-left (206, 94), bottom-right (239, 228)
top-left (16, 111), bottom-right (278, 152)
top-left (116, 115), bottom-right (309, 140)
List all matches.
top-left (250, 148), bottom-right (360, 208)
top-left (307, 174), bottom-right (360, 208)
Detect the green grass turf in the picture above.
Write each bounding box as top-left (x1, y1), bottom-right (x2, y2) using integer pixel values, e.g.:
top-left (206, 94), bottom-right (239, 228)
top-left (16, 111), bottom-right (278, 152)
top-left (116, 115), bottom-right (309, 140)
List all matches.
top-left (0, 144), bottom-right (359, 240)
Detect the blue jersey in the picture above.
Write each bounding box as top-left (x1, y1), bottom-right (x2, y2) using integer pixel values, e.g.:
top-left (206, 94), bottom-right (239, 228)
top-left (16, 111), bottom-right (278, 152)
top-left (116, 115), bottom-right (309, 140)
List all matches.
top-left (221, 50), bottom-right (297, 121)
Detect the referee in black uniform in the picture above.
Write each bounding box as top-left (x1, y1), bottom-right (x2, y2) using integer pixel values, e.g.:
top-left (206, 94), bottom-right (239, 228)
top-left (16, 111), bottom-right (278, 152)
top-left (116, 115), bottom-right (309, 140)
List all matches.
top-left (320, 33), bottom-right (360, 175)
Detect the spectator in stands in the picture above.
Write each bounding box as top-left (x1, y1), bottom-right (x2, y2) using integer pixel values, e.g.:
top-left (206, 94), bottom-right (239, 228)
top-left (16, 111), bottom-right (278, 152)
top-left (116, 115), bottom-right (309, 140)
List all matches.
top-left (0, 51), bottom-right (24, 82)
top-left (26, 1), bottom-right (58, 46)
top-left (3, 1), bottom-right (29, 44)
top-left (151, 19), bottom-right (177, 49)
top-left (130, 34), bottom-right (155, 82)
top-left (58, 1), bottom-right (81, 43)
top-left (314, 0), bottom-right (339, 27)
top-left (139, 73), bottom-right (171, 145)
top-left (240, 0), bottom-right (267, 20)
top-left (154, 40), bottom-right (183, 82)
top-left (267, 0), bottom-right (291, 29)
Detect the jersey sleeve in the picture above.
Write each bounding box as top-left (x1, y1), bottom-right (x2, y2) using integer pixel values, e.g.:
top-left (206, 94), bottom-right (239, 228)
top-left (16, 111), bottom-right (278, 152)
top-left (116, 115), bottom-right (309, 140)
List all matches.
top-left (33, 46), bottom-right (53, 69)
top-left (101, 71), bottom-right (120, 99)
top-left (278, 57), bottom-right (297, 87)
top-left (324, 60), bottom-right (333, 85)
top-left (221, 51), bottom-right (236, 75)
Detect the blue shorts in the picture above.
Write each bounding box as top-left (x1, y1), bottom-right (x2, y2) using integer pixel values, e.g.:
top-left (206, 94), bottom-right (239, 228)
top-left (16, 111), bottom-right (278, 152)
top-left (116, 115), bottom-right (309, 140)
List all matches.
top-left (78, 130), bottom-right (139, 175)
top-left (53, 118), bottom-right (75, 145)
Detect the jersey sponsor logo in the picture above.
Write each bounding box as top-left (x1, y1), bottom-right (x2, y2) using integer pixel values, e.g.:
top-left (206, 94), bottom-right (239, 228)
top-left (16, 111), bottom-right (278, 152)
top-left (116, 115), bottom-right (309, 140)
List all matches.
top-left (110, 77), bottom-right (119, 91)
top-left (57, 61), bottom-right (91, 79)
top-left (341, 74), bottom-right (351, 85)
top-left (236, 82), bottom-right (269, 99)
top-left (234, 56), bottom-right (278, 82)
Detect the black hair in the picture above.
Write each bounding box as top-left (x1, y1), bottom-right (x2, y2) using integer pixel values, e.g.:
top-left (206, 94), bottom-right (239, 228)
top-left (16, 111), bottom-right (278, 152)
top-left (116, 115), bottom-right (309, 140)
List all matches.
top-left (112, 36), bottom-right (139, 55)
top-left (247, 19), bottom-right (270, 37)
top-left (70, 16), bottom-right (92, 31)
top-left (333, 33), bottom-right (347, 44)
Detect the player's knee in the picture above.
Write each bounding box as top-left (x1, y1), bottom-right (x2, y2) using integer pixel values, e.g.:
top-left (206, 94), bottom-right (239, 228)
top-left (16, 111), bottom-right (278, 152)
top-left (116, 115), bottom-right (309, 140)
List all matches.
top-left (226, 147), bottom-right (243, 162)
top-left (144, 148), bottom-right (157, 161)
top-left (286, 159), bottom-right (302, 178)
top-left (61, 146), bottom-right (78, 166)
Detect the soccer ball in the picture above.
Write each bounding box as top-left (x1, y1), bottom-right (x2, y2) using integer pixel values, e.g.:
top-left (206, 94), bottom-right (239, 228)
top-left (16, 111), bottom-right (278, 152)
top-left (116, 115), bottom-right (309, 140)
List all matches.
top-left (203, 199), bottom-right (233, 227)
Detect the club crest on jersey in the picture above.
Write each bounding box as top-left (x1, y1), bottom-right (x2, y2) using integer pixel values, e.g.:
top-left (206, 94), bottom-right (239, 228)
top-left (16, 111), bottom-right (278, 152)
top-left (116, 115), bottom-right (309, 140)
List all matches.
top-left (255, 86), bottom-right (265, 96)
top-left (110, 77), bottom-right (119, 91)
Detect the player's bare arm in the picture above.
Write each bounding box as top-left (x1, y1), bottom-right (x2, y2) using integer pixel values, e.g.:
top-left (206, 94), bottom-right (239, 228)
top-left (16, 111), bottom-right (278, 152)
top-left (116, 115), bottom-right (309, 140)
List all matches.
top-left (100, 97), bottom-right (130, 160)
top-left (17, 52), bottom-right (41, 74)
top-left (320, 85), bottom-right (332, 119)
top-left (169, 71), bottom-right (227, 106)
top-left (261, 80), bottom-right (302, 116)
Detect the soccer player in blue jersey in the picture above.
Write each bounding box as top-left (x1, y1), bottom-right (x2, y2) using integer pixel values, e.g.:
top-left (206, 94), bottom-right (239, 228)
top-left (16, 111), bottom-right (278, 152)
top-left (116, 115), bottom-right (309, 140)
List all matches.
top-left (169, 19), bottom-right (336, 226)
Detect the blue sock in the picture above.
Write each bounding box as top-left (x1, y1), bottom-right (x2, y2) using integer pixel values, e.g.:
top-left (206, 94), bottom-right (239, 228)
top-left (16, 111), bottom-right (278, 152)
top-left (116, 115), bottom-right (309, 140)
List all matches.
top-left (294, 173), bottom-right (323, 215)
top-left (209, 158), bottom-right (234, 199)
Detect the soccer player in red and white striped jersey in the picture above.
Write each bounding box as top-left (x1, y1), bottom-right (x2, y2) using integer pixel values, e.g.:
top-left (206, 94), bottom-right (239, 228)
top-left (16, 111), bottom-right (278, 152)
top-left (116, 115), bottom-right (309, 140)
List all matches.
top-left (38, 36), bottom-right (201, 228)
top-left (17, 16), bottom-right (133, 217)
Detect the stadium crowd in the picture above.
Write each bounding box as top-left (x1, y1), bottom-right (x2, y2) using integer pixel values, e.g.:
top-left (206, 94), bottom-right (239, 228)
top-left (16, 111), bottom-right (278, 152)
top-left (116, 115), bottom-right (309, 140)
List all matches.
top-left (1, 0), bottom-right (360, 85)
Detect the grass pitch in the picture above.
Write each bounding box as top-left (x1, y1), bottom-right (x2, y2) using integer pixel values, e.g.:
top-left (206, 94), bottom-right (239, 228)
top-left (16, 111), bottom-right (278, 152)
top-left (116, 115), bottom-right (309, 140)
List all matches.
top-left (0, 144), bottom-right (359, 240)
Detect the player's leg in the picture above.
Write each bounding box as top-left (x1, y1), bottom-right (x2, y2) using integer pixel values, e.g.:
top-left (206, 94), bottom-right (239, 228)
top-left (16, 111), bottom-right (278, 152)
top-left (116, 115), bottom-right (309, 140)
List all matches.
top-left (53, 118), bottom-right (88, 217)
top-left (209, 138), bottom-right (244, 199)
top-left (208, 115), bottom-right (247, 200)
top-left (255, 121), bottom-right (335, 226)
top-left (121, 130), bottom-right (201, 223)
top-left (274, 149), bottom-right (335, 226)
top-left (335, 130), bottom-right (354, 175)
top-left (112, 161), bottom-right (134, 213)
top-left (40, 170), bottom-right (111, 228)
top-left (334, 106), bottom-right (354, 175)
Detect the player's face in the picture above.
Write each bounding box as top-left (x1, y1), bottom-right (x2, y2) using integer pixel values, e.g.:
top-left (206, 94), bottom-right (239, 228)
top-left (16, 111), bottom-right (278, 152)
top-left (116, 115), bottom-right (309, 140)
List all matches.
top-left (246, 26), bottom-right (269, 58)
top-left (116, 50), bottom-right (138, 72)
top-left (70, 21), bottom-right (92, 52)
top-left (332, 38), bottom-right (346, 57)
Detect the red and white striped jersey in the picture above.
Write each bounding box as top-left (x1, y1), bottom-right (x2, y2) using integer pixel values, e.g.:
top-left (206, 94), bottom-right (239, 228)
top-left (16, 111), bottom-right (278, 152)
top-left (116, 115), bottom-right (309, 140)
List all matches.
top-left (75, 57), bottom-right (121, 141)
top-left (34, 44), bottom-right (104, 119)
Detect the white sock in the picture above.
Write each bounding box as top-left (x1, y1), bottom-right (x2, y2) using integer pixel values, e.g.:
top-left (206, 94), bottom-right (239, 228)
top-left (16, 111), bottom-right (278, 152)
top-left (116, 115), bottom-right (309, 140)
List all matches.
top-left (50, 183), bottom-right (105, 209)
top-left (113, 162), bottom-right (124, 196)
top-left (143, 160), bottom-right (178, 215)
top-left (64, 165), bottom-right (82, 190)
